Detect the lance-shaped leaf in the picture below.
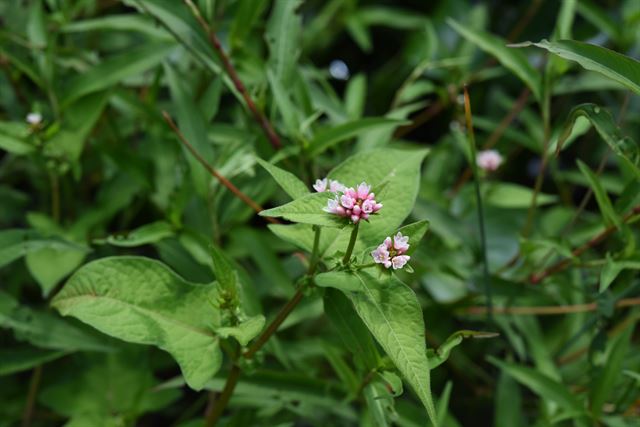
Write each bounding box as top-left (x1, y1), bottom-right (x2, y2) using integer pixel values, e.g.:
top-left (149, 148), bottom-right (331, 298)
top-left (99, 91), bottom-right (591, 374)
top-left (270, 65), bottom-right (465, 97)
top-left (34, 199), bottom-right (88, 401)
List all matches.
top-left (577, 160), bottom-right (622, 228)
top-left (518, 39), bottom-right (640, 95)
top-left (95, 221), bottom-right (175, 248)
top-left (448, 19), bottom-right (542, 100)
top-left (256, 157), bottom-right (309, 200)
top-left (321, 270), bottom-right (437, 425)
top-left (52, 257), bottom-right (223, 390)
top-left (427, 330), bottom-right (498, 369)
top-left (555, 103), bottom-right (639, 176)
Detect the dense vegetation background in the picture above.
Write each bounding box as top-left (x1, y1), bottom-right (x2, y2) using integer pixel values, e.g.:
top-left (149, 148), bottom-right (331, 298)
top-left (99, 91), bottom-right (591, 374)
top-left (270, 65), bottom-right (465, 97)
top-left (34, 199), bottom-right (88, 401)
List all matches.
top-left (1, 0), bottom-right (639, 426)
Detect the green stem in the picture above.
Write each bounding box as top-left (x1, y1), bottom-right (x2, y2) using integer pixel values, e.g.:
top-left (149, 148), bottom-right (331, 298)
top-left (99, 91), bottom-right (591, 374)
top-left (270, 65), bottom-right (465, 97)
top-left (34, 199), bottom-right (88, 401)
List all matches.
top-left (342, 222), bottom-right (360, 265)
top-left (463, 86), bottom-right (493, 324)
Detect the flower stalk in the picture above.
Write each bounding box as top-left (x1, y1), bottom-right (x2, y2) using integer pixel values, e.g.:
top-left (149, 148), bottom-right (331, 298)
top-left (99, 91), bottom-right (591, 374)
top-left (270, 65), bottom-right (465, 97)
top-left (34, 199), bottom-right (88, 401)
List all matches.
top-left (342, 222), bottom-right (360, 265)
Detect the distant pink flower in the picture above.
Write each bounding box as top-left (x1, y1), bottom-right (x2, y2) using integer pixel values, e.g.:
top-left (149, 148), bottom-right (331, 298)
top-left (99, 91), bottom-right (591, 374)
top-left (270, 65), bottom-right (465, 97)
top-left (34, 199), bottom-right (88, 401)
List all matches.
top-left (476, 150), bottom-right (503, 171)
top-left (323, 181), bottom-right (382, 224)
top-left (313, 177), bottom-right (346, 193)
top-left (371, 232), bottom-right (411, 270)
top-left (26, 112), bottom-right (42, 125)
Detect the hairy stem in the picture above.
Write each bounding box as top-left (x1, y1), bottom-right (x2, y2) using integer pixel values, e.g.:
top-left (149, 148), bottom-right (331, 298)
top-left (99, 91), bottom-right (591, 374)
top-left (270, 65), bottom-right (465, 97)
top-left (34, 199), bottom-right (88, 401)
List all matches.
top-left (21, 365), bottom-right (42, 427)
top-left (342, 222), bottom-right (360, 265)
top-left (308, 226), bottom-right (322, 275)
top-left (465, 297), bottom-right (640, 316)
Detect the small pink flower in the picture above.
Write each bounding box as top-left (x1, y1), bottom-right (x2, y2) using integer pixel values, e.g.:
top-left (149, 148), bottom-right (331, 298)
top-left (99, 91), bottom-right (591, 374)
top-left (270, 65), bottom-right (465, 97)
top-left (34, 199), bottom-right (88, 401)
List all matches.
top-left (313, 177), bottom-right (346, 193)
top-left (371, 232), bottom-right (410, 270)
top-left (476, 150), bottom-right (503, 172)
top-left (26, 112), bottom-right (42, 125)
top-left (323, 181), bottom-right (382, 224)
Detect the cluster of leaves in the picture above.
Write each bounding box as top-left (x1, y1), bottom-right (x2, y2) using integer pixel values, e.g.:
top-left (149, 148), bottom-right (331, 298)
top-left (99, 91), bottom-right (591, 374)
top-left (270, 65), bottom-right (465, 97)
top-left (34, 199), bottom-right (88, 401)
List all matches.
top-left (1, 0), bottom-right (640, 426)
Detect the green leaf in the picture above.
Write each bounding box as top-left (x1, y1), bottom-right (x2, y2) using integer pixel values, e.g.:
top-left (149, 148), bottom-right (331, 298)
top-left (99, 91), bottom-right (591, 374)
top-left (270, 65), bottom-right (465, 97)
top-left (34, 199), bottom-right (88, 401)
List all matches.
top-left (63, 42), bottom-right (175, 105)
top-left (315, 271), bottom-right (362, 292)
top-left (267, 223), bottom-right (341, 256)
top-left (215, 315), bottom-right (265, 347)
top-left (447, 19), bottom-right (542, 100)
top-left (577, 160), bottom-right (622, 228)
top-left (0, 291), bottom-right (113, 352)
top-left (599, 259), bottom-right (640, 293)
top-left (489, 357), bottom-right (586, 418)
top-left (309, 118), bottom-right (409, 156)
top-left (483, 183), bottom-right (557, 208)
top-left (52, 257), bottom-right (223, 390)
top-left (259, 192), bottom-right (346, 227)
top-left (348, 271), bottom-right (437, 426)
top-left (396, 220), bottom-right (430, 255)
top-left (324, 289), bottom-right (380, 371)
top-left (209, 244), bottom-right (237, 293)
top-left (267, 69), bottom-right (301, 135)
top-left (0, 347), bottom-right (66, 376)
top-left (96, 221), bottom-right (175, 247)
top-left (256, 157), bottom-right (309, 200)
top-left (590, 325), bottom-right (633, 417)
top-left (0, 229), bottom-right (88, 269)
top-left (60, 14), bottom-right (171, 39)
top-left (230, 0), bottom-right (269, 49)
top-left (495, 370), bottom-right (524, 427)
top-left (164, 62), bottom-right (214, 197)
top-left (265, 0), bottom-right (302, 84)
top-left (555, 104), bottom-right (639, 175)
top-left (520, 39), bottom-right (640, 95)
top-left (0, 132), bottom-right (34, 155)
top-left (25, 247), bottom-right (86, 296)
top-left (427, 330), bottom-right (498, 369)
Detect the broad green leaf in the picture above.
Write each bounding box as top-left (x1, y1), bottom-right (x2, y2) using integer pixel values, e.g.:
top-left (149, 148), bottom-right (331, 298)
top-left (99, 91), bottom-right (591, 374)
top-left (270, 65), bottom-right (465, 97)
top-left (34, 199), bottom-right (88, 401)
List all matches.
top-left (590, 325), bottom-right (633, 417)
top-left (489, 357), bottom-right (587, 419)
top-left (256, 157), bottom-right (309, 200)
top-left (52, 257), bottom-right (222, 390)
top-left (323, 288), bottom-right (380, 371)
top-left (349, 271), bottom-right (437, 425)
top-left (521, 39), bottom-right (640, 95)
top-left (96, 221), bottom-right (175, 247)
top-left (447, 19), bottom-right (542, 100)
top-left (25, 247), bottom-right (86, 296)
top-left (259, 192), bottom-right (346, 227)
top-left (309, 118), bottom-right (408, 156)
top-left (315, 271), bottom-right (362, 292)
top-left (0, 347), bottom-right (66, 376)
top-left (483, 183), bottom-right (557, 208)
top-left (555, 104), bottom-right (639, 175)
top-left (265, 0), bottom-right (302, 84)
top-left (427, 330), bottom-right (498, 369)
top-left (215, 315), bottom-right (265, 347)
top-left (63, 42), bottom-right (174, 105)
top-left (577, 160), bottom-right (622, 228)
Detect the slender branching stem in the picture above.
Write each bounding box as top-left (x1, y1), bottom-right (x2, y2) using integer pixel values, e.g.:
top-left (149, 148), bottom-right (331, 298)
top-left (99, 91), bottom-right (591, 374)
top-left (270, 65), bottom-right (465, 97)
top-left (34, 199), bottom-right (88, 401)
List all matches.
top-left (162, 112), bottom-right (279, 224)
top-left (342, 222), bottom-right (360, 265)
top-left (183, 0), bottom-right (282, 150)
top-left (465, 297), bottom-right (640, 316)
top-left (21, 365), bottom-right (42, 427)
top-left (463, 86), bottom-right (493, 324)
top-left (307, 226), bottom-right (322, 276)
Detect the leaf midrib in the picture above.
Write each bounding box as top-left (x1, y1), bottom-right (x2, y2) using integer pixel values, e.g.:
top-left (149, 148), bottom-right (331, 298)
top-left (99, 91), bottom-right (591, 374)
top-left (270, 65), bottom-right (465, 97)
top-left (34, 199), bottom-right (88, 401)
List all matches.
top-left (54, 294), bottom-right (216, 338)
top-left (353, 272), bottom-right (435, 421)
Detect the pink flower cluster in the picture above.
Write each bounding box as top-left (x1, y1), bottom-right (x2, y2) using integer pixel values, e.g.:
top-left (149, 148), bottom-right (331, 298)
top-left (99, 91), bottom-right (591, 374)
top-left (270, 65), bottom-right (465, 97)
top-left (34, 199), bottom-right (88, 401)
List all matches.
top-left (371, 232), bottom-right (410, 269)
top-left (323, 182), bottom-right (382, 224)
top-left (313, 177), bottom-right (345, 193)
top-left (476, 149), bottom-right (503, 171)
